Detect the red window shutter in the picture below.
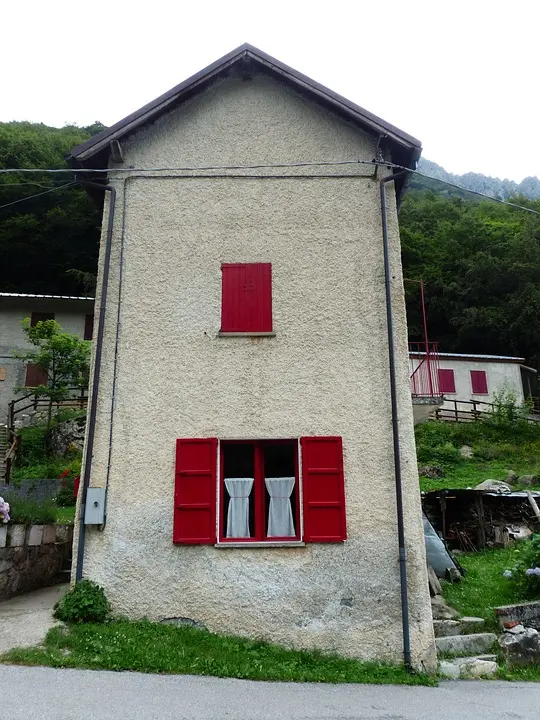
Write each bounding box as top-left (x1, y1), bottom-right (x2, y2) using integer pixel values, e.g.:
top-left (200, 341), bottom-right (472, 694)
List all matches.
top-left (84, 314), bottom-right (94, 340)
top-left (438, 369), bottom-right (456, 394)
top-left (471, 370), bottom-right (488, 394)
top-left (173, 438), bottom-right (217, 544)
top-left (221, 263), bottom-right (272, 332)
top-left (301, 436), bottom-right (346, 542)
top-left (30, 312), bottom-right (55, 327)
top-left (25, 364), bottom-right (47, 387)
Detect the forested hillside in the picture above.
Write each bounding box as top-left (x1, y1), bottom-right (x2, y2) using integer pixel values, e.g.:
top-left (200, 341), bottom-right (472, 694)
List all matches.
top-left (1, 121), bottom-right (540, 367)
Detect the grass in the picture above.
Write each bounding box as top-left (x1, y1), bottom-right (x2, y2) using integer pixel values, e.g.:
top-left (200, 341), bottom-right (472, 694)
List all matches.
top-left (3, 494), bottom-right (56, 525)
top-left (54, 505), bottom-right (75, 524)
top-left (0, 620), bottom-right (434, 685)
top-left (419, 460), bottom-right (540, 492)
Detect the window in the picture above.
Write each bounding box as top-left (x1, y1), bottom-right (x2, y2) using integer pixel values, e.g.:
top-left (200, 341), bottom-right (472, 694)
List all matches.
top-left (173, 436), bottom-right (346, 545)
top-left (84, 314), bottom-right (94, 340)
top-left (25, 364), bottom-right (47, 387)
top-left (30, 312), bottom-right (54, 327)
top-left (438, 368), bottom-right (456, 394)
top-left (470, 370), bottom-right (488, 394)
top-left (221, 263), bottom-right (272, 333)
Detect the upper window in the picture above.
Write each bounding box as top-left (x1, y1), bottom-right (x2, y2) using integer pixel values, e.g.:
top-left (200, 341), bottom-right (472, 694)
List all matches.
top-left (438, 368), bottom-right (456, 394)
top-left (173, 436), bottom-right (346, 545)
top-left (221, 263), bottom-right (272, 333)
top-left (84, 314), bottom-right (94, 340)
top-left (30, 312), bottom-right (54, 327)
top-left (470, 370), bottom-right (488, 394)
top-left (25, 364), bottom-right (47, 387)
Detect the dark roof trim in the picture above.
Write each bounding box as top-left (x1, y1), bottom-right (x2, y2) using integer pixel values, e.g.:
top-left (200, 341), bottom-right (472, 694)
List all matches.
top-left (70, 44), bottom-right (422, 165)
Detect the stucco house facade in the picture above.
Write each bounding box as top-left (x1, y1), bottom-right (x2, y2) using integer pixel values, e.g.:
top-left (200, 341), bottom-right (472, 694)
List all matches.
top-left (0, 293), bottom-right (94, 422)
top-left (70, 44), bottom-right (436, 670)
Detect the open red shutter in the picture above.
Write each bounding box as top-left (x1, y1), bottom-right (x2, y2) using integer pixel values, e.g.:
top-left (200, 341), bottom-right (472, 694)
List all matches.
top-left (173, 438), bottom-right (217, 544)
top-left (25, 364), bottom-right (47, 387)
top-left (301, 436), bottom-right (346, 542)
top-left (470, 370), bottom-right (488, 394)
top-left (221, 263), bottom-right (272, 332)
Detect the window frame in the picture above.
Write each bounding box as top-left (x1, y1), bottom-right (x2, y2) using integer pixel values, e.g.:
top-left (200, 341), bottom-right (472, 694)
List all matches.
top-left (218, 439), bottom-right (301, 544)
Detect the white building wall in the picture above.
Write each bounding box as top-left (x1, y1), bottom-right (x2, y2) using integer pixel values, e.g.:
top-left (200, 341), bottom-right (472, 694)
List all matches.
top-left (0, 298), bottom-right (93, 421)
top-left (75, 72), bottom-right (435, 670)
top-left (437, 357), bottom-right (525, 409)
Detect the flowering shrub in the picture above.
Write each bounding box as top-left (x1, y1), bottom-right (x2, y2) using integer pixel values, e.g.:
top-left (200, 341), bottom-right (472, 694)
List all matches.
top-left (503, 535), bottom-right (540, 599)
top-left (56, 468), bottom-right (79, 507)
top-left (0, 497), bottom-right (10, 524)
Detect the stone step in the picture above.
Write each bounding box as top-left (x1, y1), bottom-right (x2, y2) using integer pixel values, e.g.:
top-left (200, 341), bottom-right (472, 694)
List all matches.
top-left (439, 655), bottom-right (498, 679)
top-left (433, 616), bottom-right (486, 637)
top-left (436, 632), bottom-right (497, 657)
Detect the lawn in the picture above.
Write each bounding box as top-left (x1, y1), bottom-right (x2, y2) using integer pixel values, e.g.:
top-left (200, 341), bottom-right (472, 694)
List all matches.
top-left (54, 506), bottom-right (76, 524)
top-left (1, 620), bottom-right (434, 685)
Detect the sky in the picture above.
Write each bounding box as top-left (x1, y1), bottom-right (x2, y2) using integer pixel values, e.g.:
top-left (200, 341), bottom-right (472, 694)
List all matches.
top-left (2, 0), bottom-right (539, 182)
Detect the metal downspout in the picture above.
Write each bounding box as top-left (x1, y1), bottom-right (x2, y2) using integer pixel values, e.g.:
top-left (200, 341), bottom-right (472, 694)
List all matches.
top-left (379, 168), bottom-right (413, 671)
top-left (74, 180), bottom-right (116, 582)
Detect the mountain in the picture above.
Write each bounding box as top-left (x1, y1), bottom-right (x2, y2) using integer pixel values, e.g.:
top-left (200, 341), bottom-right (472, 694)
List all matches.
top-left (415, 158), bottom-right (540, 200)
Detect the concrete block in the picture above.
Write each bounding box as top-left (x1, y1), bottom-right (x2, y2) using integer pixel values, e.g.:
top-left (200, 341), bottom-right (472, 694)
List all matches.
top-left (0, 526), bottom-right (6, 549)
top-left (9, 525), bottom-right (26, 547)
top-left (42, 525), bottom-right (56, 545)
top-left (439, 660), bottom-right (460, 679)
top-left (433, 620), bottom-right (461, 637)
top-left (459, 617), bottom-right (485, 634)
top-left (439, 655), bottom-right (498, 679)
top-left (27, 525), bottom-right (43, 546)
top-left (436, 632), bottom-right (497, 657)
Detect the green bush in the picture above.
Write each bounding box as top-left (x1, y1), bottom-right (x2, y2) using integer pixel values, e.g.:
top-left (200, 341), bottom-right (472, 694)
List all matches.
top-left (417, 440), bottom-right (461, 466)
top-left (504, 535), bottom-right (540, 600)
top-left (15, 424), bottom-right (48, 467)
top-left (4, 494), bottom-right (56, 524)
top-left (53, 580), bottom-right (111, 623)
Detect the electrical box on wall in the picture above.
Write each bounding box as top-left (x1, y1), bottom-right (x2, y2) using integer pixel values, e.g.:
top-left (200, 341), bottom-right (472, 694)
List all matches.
top-left (84, 488), bottom-right (106, 525)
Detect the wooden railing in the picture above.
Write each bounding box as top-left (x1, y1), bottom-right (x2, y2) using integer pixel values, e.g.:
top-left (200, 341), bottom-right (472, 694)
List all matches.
top-left (435, 398), bottom-right (540, 424)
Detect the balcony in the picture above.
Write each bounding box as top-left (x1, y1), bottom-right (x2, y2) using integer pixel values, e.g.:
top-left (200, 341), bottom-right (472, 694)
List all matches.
top-left (409, 342), bottom-right (444, 424)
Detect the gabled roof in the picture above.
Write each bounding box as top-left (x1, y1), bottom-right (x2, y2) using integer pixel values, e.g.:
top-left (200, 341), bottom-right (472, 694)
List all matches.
top-left (69, 44), bottom-right (421, 179)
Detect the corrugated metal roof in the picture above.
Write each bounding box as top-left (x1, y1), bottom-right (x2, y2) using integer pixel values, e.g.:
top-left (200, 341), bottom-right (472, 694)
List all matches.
top-left (409, 351), bottom-right (526, 363)
top-left (0, 293), bottom-right (94, 301)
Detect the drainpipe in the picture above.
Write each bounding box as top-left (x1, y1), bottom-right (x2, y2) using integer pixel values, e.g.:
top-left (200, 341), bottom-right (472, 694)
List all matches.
top-left (74, 179), bottom-right (116, 582)
top-left (379, 168), bottom-right (413, 672)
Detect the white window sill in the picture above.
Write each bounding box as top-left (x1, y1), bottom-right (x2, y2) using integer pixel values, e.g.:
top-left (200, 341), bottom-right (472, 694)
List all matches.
top-left (214, 541), bottom-right (305, 548)
top-left (217, 331), bottom-right (276, 338)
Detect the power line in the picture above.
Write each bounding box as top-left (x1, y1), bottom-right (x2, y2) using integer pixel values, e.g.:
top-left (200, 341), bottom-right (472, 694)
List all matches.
top-left (0, 181), bottom-right (76, 211)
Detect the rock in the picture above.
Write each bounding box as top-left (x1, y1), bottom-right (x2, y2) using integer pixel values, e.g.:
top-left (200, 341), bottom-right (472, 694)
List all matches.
top-left (433, 620), bottom-right (461, 638)
top-left (517, 475), bottom-right (540, 487)
top-left (474, 480), bottom-right (512, 493)
top-left (499, 627), bottom-right (540, 667)
top-left (436, 632), bottom-right (497, 657)
top-left (439, 655), bottom-right (498, 679)
top-left (8, 525), bottom-right (26, 547)
top-left (427, 565), bottom-right (442, 596)
top-left (505, 624), bottom-right (526, 635)
top-left (459, 445), bottom-right (474, 458)
top-left (49, 416), bottom-right (86, 457)
top-left (495, 601), bottom-right (540, 632)
top-left (505, 470), bottom-right (519, 484)
top-left (418, 465), bottom-right (445, 479)
top-left (460, 617), bottom-right (486, 634)
top-left (431, 595), bottom-right (460, 620)
top-left (445, 567), bottom-right (462, 583)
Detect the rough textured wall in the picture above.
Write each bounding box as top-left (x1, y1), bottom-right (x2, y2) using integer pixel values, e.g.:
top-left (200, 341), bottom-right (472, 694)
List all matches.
top-left (0, 298), bottom-right (93, 421)
top-left (75, 72), bottom-right (435, 670)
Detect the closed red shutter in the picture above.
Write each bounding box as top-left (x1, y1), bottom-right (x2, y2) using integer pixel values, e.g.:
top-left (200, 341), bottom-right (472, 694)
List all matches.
top-left (25, 364), bottom-right (47, 387)
top-left (173, 438), bottom-right (218, 544)
top-left (470, 370), bottom-right (488, 394)
top-left (221, 263), bottom-right (272, 332)
top-left (438, 369), bottom-right (456, 393)
top-left (301, 436), bottom-right (346, 542)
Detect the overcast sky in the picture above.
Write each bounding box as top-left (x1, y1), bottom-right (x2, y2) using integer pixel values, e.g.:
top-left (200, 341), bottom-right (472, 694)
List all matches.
top-left (3, 1), bottom-right (538, 182)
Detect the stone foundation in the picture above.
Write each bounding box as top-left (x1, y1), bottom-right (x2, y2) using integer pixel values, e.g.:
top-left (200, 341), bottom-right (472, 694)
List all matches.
top-left (0, 524), bottom-right (73, 599)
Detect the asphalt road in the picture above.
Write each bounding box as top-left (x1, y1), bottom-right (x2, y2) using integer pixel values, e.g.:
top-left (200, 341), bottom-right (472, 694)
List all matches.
top-left (1, 666), bottom-right (540, 720)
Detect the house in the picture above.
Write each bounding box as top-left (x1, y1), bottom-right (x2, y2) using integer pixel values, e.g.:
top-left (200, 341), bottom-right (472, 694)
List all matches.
top-left (0, 293), bottom-right (94, 423)
top-left (409, 350), bottom-right (537, 418)
top-left (69, 44), bottom-right (436, 670)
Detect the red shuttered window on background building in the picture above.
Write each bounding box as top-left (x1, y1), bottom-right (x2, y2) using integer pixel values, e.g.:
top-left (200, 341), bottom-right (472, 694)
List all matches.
top-left (84, 314), bottom-right (94, 340)
top-left (173, 436), bottom-right (346, 545)
top-left (470, 370), bottom-right (488, 394)
top-left (438, 368), bottom-right (456, 394)
top-left (221, 263), bottom-right (272, 332)
top-left (25, 364), bottom-right (47, 387)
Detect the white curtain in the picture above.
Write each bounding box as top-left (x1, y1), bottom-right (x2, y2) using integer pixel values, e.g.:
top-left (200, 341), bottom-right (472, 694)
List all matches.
top-left (265, 477), bottom-right (295, 537)
top-left (224, 478), bottom-right (254, 538)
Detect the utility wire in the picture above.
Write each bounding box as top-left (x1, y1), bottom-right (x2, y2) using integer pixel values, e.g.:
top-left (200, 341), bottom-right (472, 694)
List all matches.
top-left (0, 181), bottom-right (76, 211)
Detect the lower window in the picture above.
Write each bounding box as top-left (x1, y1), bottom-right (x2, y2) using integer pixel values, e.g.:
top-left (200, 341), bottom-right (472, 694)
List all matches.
top-left (173, 435), bottom-right (346, 545)
top-left (221, 440), bottom-right (299, 541)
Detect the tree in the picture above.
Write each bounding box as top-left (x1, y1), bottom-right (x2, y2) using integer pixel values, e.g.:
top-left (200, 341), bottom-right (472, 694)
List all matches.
top-left (15, 319), bottom-right (91, 431)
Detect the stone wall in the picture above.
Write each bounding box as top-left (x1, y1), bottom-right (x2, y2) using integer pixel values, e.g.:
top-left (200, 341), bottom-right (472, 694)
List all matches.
top-left (0, 524), bottom-right (73, 599)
